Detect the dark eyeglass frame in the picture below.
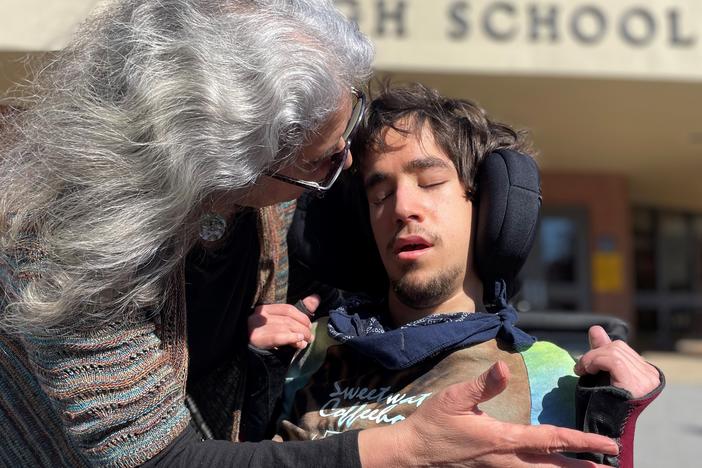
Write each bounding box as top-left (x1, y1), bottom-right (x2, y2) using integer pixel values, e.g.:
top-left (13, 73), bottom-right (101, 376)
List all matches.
top-left (265, 87), bottom-right (365, 192)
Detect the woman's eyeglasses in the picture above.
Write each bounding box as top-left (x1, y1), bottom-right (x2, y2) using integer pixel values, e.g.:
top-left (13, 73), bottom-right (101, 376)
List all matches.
top-left (265, 87), bottom-right (365, 192)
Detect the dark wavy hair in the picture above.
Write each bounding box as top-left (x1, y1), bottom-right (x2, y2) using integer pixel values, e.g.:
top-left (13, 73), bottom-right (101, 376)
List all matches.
top-left (351, 82), bottom-right (534, 195)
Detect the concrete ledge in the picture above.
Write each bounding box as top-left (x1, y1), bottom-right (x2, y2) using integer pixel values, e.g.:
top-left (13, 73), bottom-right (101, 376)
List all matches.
top-left (642, 351), bottom-right (702, 385)
top-left (676, 339), bottom-right (702, 356)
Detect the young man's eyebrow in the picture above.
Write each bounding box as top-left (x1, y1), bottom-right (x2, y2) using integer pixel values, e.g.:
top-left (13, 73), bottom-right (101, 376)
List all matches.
top-left (405, 156), bottom-right (452, 171)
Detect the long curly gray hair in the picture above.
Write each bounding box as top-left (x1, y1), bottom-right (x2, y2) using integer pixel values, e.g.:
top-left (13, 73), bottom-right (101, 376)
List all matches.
top-left (0, 0), bottom-right (373, 334)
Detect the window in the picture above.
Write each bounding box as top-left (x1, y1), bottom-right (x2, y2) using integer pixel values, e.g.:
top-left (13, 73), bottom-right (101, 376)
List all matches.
top-left (634, 208), bottom-right (702, 349)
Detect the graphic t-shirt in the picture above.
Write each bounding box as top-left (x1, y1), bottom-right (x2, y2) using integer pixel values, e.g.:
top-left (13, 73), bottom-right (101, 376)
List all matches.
top-left (278, 310), bottom-right (577, 440)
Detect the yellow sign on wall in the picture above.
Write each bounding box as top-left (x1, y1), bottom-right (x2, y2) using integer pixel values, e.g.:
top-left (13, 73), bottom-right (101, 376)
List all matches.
top-left (592, 251), bottom-right (625, 293)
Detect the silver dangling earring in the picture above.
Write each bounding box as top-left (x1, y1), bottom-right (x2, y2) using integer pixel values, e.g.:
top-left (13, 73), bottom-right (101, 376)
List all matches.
top-left (199, 213), bottom-right (227, 242)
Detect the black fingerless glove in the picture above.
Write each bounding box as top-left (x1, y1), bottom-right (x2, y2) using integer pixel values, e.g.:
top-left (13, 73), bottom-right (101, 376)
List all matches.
top-left (576, 367), bottom-right (665, 468)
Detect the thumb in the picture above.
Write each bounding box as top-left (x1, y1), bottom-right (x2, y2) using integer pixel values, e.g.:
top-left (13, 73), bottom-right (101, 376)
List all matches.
top-left (457, 361), bottom-right (510, 410)
top-left (301, 294), bottom-right (321, 316)
top-left (588, 325), bottom-right (612, 349)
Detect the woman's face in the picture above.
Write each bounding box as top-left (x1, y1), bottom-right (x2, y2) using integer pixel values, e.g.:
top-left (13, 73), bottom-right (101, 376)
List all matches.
top-left (238, 96), bottom-right (354, 208)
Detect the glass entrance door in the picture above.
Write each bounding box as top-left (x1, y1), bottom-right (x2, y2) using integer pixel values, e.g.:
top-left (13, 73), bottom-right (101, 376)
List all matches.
top-left (514, 207), bottom-right (591, 312)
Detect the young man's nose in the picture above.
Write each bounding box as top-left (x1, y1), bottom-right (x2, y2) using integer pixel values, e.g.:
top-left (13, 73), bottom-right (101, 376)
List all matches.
top-left (344, 149), bottom-right (353, 170)
top-left (392, 185), bottom-right (422, 224)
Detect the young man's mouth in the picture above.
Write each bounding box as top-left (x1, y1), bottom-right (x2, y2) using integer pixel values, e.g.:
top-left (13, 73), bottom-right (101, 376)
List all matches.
top-left (392, 235), bottom-right (434, 261)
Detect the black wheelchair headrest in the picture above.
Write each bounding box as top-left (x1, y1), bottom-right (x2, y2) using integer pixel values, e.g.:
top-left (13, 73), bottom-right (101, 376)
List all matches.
top-left (475, 150), bottom-right (541, 306)
top-left (287, 172), bottom-right (388, 298)
top-left (287, 149), bottom-right (541, 304)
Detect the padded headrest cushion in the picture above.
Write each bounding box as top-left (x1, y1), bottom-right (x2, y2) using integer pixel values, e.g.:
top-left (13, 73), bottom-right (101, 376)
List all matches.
top-left (474, 150), bottom-right (541, 294)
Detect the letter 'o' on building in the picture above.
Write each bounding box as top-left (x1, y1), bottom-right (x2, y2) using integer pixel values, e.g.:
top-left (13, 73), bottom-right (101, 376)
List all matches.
top-left (620, 8), bottom-right (657, 47)
top-left (570, 6), bottom-right (607, 45)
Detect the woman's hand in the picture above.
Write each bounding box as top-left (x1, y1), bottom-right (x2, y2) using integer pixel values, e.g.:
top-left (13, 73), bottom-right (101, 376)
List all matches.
top-left (247, 295), bottom-right (320, 350)
top-left (359, 361), bottom-right (619, 468)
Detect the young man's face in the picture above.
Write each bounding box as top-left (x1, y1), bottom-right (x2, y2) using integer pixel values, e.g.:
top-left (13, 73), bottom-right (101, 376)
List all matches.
top-left (361, 121), bottom-right (476, 309)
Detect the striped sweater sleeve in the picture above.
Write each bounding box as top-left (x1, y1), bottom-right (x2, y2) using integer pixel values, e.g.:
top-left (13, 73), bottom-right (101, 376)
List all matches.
top-left (21, 317), bottom-right (191, 468)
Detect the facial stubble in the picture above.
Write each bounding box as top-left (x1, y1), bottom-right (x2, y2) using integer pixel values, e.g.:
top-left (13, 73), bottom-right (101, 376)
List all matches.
top-left (391, 262), bottom-right (464, 309)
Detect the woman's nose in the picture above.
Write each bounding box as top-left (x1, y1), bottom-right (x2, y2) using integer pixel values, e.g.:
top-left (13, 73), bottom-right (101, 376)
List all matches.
top-left (344, 148), bottom-right (353, 170)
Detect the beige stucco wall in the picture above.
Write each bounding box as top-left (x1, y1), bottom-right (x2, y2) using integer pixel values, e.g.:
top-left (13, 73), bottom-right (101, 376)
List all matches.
top-left (1, 1), bottom-right (107, 52)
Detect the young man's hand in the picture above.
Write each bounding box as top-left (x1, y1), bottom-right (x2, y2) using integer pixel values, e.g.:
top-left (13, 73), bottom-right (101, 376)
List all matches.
top-left (359, 361), bottom-right (619, 468)
top-left (247, 295), bottom-right (319, 350)
top-left (574, 325), bottom-right (661, 398)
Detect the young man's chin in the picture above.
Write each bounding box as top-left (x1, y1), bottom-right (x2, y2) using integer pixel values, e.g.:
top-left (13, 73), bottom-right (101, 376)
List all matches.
top-left (392, 283), bottom-right (450, 310)
top-left (391, 266), bottom-right (461, 308)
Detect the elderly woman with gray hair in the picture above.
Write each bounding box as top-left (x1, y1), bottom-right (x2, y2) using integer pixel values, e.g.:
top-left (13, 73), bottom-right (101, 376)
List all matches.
top-left (0, 0), bottom-right (620, 466)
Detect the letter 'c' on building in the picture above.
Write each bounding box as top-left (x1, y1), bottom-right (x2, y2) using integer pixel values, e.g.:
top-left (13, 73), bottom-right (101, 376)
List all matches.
top-left (483, 2), bottom-right (518, 42)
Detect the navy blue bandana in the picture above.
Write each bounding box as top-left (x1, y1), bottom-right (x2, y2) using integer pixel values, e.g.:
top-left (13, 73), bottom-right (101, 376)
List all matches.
top-left (328, 295), bottom-right (536, 370)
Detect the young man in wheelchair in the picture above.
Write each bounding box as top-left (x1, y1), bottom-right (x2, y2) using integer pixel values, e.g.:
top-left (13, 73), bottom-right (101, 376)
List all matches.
top-left (249, 83), bottom-right (663, 468)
